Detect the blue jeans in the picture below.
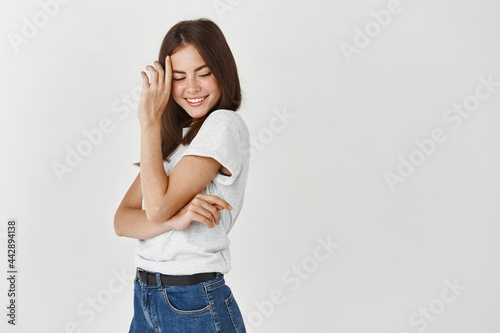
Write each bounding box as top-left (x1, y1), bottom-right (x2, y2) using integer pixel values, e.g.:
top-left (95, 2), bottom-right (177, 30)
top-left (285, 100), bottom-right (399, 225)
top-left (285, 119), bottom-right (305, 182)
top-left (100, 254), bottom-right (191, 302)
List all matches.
top-left (129, 268), bottom-right (246, 333)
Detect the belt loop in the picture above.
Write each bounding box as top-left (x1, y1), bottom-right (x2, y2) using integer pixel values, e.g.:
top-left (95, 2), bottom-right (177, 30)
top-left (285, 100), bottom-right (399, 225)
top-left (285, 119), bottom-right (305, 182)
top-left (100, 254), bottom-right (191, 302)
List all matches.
top-left (156, 273), bottom-right (162, 290)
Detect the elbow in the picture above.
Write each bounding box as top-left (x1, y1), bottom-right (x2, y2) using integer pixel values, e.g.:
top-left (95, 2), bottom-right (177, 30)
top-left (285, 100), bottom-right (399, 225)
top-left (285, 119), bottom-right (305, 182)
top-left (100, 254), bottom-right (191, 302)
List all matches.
top-left (114, 224), bottom-right (123, 237)
top-left (114, 226), bottom-right (124, 238)
top-left (113, 212), bottom-right (124, 237)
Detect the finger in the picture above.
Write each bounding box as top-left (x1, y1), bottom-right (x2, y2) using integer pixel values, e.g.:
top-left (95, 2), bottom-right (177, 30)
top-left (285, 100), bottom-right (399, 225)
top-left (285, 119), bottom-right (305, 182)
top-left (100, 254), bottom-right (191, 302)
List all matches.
top-left (164, 55), bottom-right (172, 84)
top-left (199, 201), bottom-right (220, 225)
top-left (189, 204), bottom-right (212, 222)
top-left (193, 204), bottom-right (219, 227)
top-left (198, 194), bottom-right (232, 211)
top-left (140, 71), bottom-right (150, 87)
top-left (192, 209), bottom-right (216, 228)
top-left (195, 196), bottom-right (225, 211)
top-left (145, 65), bottom-right (159, 86)
top-left (154, 60), bottom-right (165, 85)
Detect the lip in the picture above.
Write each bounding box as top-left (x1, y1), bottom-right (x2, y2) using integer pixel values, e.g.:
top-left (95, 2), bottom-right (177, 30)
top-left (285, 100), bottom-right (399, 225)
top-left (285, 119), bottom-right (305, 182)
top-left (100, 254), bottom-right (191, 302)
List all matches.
top-left (184, 95), bottom-right (208, 107)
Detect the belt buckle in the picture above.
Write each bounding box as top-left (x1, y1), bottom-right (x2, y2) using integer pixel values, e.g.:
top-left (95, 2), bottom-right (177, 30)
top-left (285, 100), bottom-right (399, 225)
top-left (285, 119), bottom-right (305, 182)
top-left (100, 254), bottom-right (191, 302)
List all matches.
top-left (137, 268), bottom-right (146, 284)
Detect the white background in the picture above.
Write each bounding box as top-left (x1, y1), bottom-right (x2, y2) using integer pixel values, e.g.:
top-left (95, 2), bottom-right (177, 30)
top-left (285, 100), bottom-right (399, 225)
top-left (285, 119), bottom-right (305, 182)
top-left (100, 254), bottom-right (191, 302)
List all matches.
top-left (1, 0), bottom-right (499, 332)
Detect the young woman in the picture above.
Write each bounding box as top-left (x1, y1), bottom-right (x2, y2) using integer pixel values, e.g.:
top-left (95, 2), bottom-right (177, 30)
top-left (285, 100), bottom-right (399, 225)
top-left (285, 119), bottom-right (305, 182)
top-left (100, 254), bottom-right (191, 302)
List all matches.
top-left (114, 18), bottom-right (249, 333)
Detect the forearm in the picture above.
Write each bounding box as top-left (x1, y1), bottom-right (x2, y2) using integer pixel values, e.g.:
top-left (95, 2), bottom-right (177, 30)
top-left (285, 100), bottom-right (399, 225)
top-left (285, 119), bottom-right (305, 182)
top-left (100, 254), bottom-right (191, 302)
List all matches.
top-left (114, 207), bottom-right (177, 240)
top-left (140, 122), bottom-right (169, 219)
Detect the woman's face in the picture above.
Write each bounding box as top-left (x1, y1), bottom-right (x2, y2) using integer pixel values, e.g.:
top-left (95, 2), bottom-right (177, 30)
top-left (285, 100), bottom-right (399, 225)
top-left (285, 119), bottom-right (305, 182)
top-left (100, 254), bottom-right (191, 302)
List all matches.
top-left (170, 43), bottom-right (221, 124)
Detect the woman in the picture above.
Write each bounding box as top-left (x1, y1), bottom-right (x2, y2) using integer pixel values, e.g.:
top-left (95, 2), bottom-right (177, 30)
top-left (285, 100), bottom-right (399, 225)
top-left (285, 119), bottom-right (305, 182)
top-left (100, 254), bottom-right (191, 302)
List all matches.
top-left (114, 18), bottom-right (249, 333)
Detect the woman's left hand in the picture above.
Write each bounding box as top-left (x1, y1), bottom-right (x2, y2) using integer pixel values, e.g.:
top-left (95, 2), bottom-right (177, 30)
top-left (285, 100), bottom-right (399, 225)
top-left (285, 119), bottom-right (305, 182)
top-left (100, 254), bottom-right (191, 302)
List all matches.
top-left (137, 55), bottom-right (172, 126)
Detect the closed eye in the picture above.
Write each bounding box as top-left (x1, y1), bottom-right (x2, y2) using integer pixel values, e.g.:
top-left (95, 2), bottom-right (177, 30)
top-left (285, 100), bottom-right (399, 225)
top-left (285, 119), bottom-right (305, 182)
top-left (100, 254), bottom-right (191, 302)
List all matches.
top-left (173, 72), bottom-right (212, 82)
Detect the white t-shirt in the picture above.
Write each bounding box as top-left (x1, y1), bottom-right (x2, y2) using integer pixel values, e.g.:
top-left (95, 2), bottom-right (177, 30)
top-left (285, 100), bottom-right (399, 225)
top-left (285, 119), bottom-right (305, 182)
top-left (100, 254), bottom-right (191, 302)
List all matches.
top-left (134, 109), bottom-right (250, 275)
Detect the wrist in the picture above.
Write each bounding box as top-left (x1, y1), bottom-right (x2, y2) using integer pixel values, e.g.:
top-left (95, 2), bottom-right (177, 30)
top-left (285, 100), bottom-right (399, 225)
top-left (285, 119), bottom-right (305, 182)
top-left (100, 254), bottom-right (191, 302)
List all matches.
top-left (140, 119), bottom-right (162, 131)
top-left (166, 214), bottom-right (181, 231)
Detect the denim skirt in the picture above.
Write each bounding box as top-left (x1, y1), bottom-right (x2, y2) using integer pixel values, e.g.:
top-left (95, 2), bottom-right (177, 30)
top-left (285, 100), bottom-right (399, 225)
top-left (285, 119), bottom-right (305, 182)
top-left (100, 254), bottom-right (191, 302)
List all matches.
top-left (129, 268), bottom-right (246, 332)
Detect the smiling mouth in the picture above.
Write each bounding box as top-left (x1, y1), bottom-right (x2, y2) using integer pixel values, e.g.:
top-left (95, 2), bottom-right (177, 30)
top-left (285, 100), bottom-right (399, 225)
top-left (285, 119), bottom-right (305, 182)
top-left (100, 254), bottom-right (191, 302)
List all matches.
top-left (185, 95), bottom-right (208, 103)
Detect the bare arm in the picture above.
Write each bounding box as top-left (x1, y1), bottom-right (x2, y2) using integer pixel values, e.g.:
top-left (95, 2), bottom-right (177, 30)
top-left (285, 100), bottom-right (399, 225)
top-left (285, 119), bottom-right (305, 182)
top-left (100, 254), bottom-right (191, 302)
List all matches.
top-left (137, 58), bottom-right (224, 223)
top-left (114, 171), bottom-right (232, 240)
top-left (114, 171), bottom-right (178, 240)
top-left (114, 207), bottom-right (177, 240)
top-left (140, 123), bottom-right (221, 223)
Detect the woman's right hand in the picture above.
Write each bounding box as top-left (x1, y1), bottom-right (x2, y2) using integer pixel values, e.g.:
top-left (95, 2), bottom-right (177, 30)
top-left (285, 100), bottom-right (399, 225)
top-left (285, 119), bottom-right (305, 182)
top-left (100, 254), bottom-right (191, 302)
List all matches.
top-left (172, 194), bottom-right (233, 231)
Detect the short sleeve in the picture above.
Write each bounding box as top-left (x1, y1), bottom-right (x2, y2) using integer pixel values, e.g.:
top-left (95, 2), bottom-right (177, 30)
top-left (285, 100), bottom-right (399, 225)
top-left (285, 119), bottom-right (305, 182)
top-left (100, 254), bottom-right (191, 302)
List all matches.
top-left (181, 110), bottom-right (243, 186)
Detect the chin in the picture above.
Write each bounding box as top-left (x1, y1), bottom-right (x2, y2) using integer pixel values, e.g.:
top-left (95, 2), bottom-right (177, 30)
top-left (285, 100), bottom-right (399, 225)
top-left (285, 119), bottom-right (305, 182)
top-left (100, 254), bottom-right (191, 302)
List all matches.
top-left (174, 96), bottom-right (219, 121)
top-left (183, 103), bottom-right (215, 118)
top-left (185, 107), bottom-right (210, 119)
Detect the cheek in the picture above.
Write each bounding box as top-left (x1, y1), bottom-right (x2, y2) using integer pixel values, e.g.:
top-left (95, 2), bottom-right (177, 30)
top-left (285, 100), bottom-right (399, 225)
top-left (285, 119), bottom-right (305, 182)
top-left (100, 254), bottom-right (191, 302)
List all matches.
top-left (206, 78), bottom-right (221, 94)
top-left (172, 84), bottom-right (184, 98)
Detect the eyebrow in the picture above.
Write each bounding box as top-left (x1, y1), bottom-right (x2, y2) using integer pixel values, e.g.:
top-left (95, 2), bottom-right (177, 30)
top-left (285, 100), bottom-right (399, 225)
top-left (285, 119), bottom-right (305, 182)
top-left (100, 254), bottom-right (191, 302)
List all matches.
top-left (172, 64), bottom-right (208, 74)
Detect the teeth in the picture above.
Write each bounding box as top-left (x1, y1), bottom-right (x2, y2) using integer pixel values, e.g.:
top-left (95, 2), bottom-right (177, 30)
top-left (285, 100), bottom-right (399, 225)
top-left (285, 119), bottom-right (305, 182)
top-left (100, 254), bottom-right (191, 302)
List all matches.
top-left (187, 96), bottom-right (206, 103)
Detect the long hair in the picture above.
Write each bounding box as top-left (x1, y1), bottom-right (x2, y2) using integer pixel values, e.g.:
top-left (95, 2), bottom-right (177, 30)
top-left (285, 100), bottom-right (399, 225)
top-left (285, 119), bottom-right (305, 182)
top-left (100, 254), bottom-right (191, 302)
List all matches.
top-left (133, 17), bottom-right (242, 167)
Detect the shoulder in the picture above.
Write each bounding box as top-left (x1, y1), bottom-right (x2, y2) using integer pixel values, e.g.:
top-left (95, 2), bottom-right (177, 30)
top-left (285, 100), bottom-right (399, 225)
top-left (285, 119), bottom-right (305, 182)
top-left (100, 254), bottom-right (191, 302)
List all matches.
top-left (205, 109), bottom-right (242, 123)
top-left (204, 109), bottom-right (249, 138)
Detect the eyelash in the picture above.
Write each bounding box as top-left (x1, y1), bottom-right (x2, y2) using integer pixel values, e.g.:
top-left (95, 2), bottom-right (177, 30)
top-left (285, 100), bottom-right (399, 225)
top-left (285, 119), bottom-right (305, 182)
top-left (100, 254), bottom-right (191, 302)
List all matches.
top-left (173, 72), bottom-right (211, 81)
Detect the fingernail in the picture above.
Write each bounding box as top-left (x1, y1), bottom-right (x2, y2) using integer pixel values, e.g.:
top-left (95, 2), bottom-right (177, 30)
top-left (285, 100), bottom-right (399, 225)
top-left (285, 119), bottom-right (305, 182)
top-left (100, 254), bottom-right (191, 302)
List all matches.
top-left (228, 204), bottom-right (232, 210)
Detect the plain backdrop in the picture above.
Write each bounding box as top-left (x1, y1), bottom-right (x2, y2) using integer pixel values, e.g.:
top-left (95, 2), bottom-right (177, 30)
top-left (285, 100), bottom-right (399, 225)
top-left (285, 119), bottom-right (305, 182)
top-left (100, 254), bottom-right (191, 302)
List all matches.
top-left (1, 0), bottom-right (499, 332)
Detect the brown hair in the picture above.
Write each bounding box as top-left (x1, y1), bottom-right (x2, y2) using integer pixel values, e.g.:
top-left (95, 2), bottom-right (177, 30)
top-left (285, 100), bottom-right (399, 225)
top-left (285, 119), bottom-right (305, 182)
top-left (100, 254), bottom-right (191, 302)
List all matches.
top-left (133, 17), bottom-right (242, 167)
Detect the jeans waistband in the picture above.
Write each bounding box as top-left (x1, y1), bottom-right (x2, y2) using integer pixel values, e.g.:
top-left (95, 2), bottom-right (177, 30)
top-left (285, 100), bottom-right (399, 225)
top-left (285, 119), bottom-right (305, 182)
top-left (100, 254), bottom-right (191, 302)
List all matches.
top-left (136, 267), bottom-right (219, 286)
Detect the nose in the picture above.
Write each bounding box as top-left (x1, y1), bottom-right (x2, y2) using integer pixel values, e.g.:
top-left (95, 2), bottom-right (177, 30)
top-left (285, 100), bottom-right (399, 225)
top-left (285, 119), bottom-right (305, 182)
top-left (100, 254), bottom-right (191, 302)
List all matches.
top-left (186, 77), bottom-right (201, 94)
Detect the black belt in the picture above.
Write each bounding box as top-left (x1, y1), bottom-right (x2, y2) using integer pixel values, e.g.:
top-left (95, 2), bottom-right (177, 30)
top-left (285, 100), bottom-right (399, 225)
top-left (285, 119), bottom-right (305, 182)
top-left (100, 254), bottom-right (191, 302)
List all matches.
top-left (137, 268), bottom-right (218, 286)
